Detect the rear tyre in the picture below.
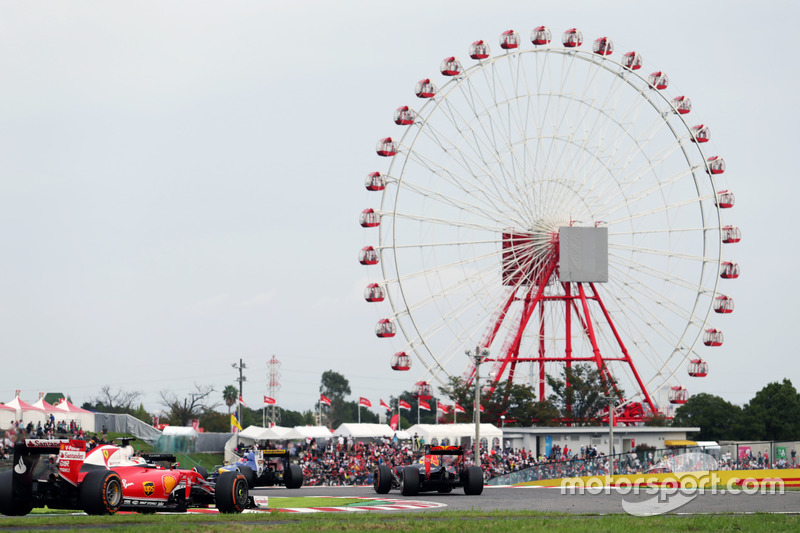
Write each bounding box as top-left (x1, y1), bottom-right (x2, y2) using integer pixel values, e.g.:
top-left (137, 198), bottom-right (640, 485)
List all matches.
top-left (0, 470), bottom-right (33, 516)
top-left (237, 466), bottom-right (256, 489)
top-left (284, 464), bottom-right (303, 489)
top-left (400, 466), bottom-right (420, 496)
top-left (464, 466), bottom-right (484, 495)
top-left (79, 470), bottom-right (123, 515)
top-left (374, 465), bottom-right (392, 494)
top-left (215, 472), bottom-right (249, 513)
top-left (193, 466), bottom-right (208, 480)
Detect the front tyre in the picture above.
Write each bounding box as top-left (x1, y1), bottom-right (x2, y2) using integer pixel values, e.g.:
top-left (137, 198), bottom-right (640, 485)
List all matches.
top-left (374, 465), bottom-right (392, 494)
top-left (79, 470), bottom-right (123, 515)
top-left (215, 472), bottom-right (249, 513)
top-left (464, 466), bottom-right (484, 495)
top-left (400, 466), bottom-right (420, 496)
top-left (284, 464), bottom-right (303, 489)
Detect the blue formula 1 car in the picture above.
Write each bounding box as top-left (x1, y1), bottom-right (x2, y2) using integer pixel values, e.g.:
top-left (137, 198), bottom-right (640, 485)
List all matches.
top-left (211, 449), bottom-right (303, 489)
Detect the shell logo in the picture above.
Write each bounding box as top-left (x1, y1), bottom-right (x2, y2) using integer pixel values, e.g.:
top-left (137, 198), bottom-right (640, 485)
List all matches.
top-left (162, 475), bottom-right (178, 494)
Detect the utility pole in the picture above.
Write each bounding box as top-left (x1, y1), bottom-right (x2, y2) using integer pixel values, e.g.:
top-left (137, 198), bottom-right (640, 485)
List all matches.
top-left (232, 358), bottom-right (247, 433)
top-left (466, 345), bottom-right (489, 467)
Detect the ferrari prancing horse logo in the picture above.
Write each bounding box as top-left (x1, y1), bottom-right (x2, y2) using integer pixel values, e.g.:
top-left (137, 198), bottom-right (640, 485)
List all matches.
top-left (143, 481), bottom-right (155, 496)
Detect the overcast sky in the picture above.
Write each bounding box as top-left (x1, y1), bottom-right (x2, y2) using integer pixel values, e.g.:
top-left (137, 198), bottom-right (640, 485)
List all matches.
top-left (0, 1), bottom-right (795, 417)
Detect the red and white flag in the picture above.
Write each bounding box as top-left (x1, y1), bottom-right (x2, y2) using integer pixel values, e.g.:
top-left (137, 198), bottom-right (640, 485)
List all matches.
top-left (390, 413), bottom-right (399, 430)
top-left (264, 396), bottom-right (276, 405)
top-left (419, 400), bottom-right (431, 411)
top-left (398, 399), bottom-right (411, 410)
top-left (437, 403), bottom-right (449, 414)
top-left (455, 403), bottom-right (466, 413)
top-left (320, 394), bottom-right (332, 406)
top-left (380, 399), bottom-right (391, 410)
top-left (479, 405), bottom-right (485, 413)
top-left (238, 395), bottom-right (248, 408)
top-left (359, 397), bottom-right (372, 408)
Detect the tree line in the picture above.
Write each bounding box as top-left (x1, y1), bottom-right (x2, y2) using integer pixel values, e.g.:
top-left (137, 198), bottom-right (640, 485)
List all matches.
top-left (80, 368), bottom-right (800, 441)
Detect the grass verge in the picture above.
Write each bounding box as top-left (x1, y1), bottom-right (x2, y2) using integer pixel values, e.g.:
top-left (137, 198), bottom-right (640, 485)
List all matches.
top-left (2, 510), bottom-right (799, 532)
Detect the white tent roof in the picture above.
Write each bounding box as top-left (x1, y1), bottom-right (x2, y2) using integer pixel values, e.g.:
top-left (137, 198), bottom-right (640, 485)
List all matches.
top-left (292, 425), bottom-right (333, 439)
top-left (4, 396), bottom-right (43, 412)
top-left (405, 423), bottom-right (502, 444)
top-left (332, 423), bottom-right (397, 439)
top-left (31, 398), bottom-right (58, 412)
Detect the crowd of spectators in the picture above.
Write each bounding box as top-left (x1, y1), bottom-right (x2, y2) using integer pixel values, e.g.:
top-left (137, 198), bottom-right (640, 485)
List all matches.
top-left (235, 436), bottom-right (800, 487)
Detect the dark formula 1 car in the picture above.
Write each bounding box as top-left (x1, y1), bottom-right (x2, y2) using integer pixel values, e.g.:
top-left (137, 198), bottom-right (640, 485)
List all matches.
top-left (373, 445), bottom-right (484, 496)
top-left (0, 438), bottom-right (251, 515)
top-left (211, 449), bottom-right (303, 489)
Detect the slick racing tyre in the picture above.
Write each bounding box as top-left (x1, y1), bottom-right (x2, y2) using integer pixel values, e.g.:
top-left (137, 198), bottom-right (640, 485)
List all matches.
top-left (374, 465), bottom-right (392, 494)
top-left (79, 470), bottom-right (123, 515)
top-left (400, 466), bottom-right (420, 496)
top-left (193, 465), bottom-right (209, 480)
top-left (464, 466), bottom-right (484, 495)
top-left (284, 464), bottom-right (303, 489)
top-left (215, 472), bottom-right (249, 513)
top-left (0, 470), bottom-right (33, 516)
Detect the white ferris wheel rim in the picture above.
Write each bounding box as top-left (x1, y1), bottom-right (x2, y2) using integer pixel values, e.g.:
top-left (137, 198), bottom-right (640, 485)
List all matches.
top-left (365, 36), bottom-right (733, 409)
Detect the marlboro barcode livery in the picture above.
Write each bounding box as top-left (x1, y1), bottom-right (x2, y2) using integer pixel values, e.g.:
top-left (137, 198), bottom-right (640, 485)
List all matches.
top-left (0, 438), bottom-right (252, 515)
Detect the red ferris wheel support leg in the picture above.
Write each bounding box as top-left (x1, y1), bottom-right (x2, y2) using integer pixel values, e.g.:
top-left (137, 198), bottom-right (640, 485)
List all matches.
top-left (588, 283), bottom-right (658, 414)
top-left (486, 260), bottom-right (557, 396)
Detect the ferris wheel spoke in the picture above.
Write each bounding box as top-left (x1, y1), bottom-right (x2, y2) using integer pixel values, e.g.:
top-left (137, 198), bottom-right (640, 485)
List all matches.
top-left (609, 242), bottom-right (717, 264)
top-left (400, 141), bottom-right (531, 224)
top-left (604, 194), bottom-right (716, 226)
top-left (420, 97), bottom-right (538, 221)
top-left (608, 250), bottom-right (716, 295)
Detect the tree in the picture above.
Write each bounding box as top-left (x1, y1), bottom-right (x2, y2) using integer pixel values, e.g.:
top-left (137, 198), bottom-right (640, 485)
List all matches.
top-left (159, 384), bottom-right (217, 426)
top-left (672, 392), bottom-right (742, 441)
top-left (739, 379), bottom-right (800, 441)
top-left (83, 386), bottom-right (142, 414)
top-left (319, 370), bottom-right (351, 427)
top-left (222, 385), bottom-right (238, 416)
top-left (547, 364), bottom-right (624, 426)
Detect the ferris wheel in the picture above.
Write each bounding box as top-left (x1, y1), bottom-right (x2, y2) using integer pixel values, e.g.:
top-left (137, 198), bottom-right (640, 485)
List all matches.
top-left (359, 26), bottom-right (740, 421)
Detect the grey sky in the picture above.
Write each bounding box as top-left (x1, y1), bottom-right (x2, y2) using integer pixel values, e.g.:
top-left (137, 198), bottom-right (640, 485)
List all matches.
top-left (0, 1), bottom-right (795, 416)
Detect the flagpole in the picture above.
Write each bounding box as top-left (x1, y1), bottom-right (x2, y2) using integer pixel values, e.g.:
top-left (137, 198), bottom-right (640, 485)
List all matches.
top-left (435, 398), bottom-right (438, 424)
top-left (358, 403), bottom-right (361, 424)
top-left (417, 401), bottom-right (420, 425)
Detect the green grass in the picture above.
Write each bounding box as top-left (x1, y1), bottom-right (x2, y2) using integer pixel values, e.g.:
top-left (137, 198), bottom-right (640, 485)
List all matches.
top-left (1, 511), bottom-right (798, 532)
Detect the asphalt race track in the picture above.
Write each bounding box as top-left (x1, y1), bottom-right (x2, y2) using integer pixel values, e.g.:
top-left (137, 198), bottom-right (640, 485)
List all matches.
top-left (253, 484), bottom-right (800, 515)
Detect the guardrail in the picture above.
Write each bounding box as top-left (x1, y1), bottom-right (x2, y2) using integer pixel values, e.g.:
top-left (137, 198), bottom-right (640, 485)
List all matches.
top-left (487, 441), bottom-right (799, 485)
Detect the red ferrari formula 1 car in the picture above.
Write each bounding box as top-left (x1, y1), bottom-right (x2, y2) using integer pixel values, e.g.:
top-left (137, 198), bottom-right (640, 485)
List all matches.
top-left (0, 437), bottom-right (250, 515)
top-left (373, 445), bottom-right (484, 496)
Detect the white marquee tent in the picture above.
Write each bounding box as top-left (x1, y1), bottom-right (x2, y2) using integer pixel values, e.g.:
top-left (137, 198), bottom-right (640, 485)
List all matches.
top-left (0, 404), bottom-right (16, 429)
top-left (404, 423), bottom-right (502, 448)
top-left (52, 398), bottom-right (96, 432)
top-left (332, 423), bottom-right (411, 441)
top-left (4, 396), bottom-right (46, 425)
